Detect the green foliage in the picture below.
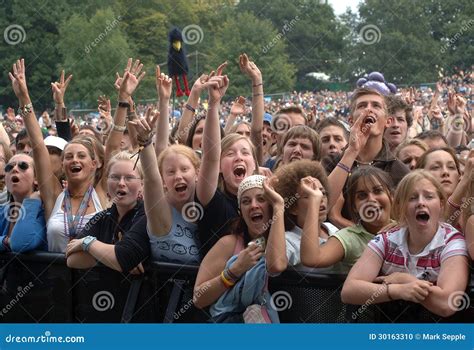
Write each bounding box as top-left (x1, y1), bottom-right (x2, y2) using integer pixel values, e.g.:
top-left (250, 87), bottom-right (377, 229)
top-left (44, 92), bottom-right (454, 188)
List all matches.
top-left (205, 12), bottom-right (296, 97)
top-left (0, 0), bottom-right (472, 110)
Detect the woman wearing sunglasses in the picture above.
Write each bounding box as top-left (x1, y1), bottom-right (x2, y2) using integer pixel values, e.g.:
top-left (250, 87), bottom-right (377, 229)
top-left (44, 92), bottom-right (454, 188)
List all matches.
top-left (0, 154), bottom-right (47, 252)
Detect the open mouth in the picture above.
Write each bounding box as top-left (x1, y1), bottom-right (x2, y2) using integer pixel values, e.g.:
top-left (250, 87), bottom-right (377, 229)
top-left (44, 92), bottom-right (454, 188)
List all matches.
top-left (390, 131), bottom-right (401, 136)
top-left (416, 211), bottom-right (430, 224)
top-left (116, 190), bottom-right (127, 198)
top-left (10, 175), bottom-right (20, 184)
top-left (175, 183), bottom-right (187, 193)
top-left (250, 213), bottom-right (264, 223)
top-left (364, 115), bottom-right (377, 125)
top-left (70, 165), bottom-right (82, 174)
top-left (233, 165), bottom-right (246, 179)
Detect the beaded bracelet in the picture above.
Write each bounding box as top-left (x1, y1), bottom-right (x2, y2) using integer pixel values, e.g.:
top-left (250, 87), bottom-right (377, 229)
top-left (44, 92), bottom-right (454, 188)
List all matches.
top-left (337, 162), bottom-right (351, 173)
top-left (112, 123), bottom-right (126, 132)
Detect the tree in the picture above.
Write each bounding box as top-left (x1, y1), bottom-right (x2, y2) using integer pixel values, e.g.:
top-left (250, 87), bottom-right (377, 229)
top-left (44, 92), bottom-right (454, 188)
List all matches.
top-left (205, 12), bottom-right (296, 97)
top-left (57, 8), bottom-right (133, 107)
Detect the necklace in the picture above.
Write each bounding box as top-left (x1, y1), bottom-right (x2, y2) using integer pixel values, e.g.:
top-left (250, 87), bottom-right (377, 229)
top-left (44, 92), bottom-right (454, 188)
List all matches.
top-left (63, 186), bottom-right (94, 239)
top-left (355, 159), bottom-right (374, 167)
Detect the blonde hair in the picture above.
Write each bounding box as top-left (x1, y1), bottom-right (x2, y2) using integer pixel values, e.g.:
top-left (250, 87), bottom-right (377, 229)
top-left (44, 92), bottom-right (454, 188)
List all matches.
top-left (228, 121), bottom-right (251, 135)
top-left (157, 144), bottom-right (200, 175)
top-left (106, 151), bottom-right (143, 179)
top-left (392, 170), bottom-right (446, 225)
top-left (395, 138), bottom-right (429, 158)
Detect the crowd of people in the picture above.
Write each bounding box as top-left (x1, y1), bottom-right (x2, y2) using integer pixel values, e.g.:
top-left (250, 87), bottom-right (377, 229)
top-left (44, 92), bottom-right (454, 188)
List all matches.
top-left (0, 55), bottom-right (472, 322)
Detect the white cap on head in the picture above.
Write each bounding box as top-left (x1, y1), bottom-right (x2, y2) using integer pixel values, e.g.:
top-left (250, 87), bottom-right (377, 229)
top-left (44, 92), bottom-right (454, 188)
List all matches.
top-left (237, 175), bottom-right (266, 208)
top-left (44, 136), bottom-right (68, 152)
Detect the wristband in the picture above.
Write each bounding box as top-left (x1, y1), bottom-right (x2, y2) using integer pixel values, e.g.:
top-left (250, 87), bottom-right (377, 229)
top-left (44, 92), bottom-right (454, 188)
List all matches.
top-left (384, 282), bottom-right (393, 301)
top-left (447, 197), bottom-right (461, 210)
top-left (185, 104), bottom-right (196, 113)
top-left (336, 162), bottom-right (351, 173)
top-left (220, 271), bottom-right (235, 288)
top-left (118, 101), bottom-right (131, 109)
top-left (112, 123), bottom-right (126, 132)
top-left (253, 93), bottom-right (263, 97)
top-left (252, 82), bottom-right (263, 87)
top-left (18, 103), bottom-right (33, 118)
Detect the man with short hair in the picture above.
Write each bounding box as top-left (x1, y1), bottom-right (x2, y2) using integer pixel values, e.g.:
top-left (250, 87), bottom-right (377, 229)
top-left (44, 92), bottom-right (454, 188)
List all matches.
top-left (384, 95), bottom-right (413, 152)
top-left (278, 106), bottom-right (307, 127)
top-left (316, 117), bottom-right (348, 158)
top-left (15, 129), bottom-right (32, 154)
top-left (415, 130), bottom-right (448, 149)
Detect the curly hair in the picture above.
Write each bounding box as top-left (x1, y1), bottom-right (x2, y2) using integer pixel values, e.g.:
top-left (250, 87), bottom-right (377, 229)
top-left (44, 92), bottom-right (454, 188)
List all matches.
top-left (274, 159), bottom-right (328, 230)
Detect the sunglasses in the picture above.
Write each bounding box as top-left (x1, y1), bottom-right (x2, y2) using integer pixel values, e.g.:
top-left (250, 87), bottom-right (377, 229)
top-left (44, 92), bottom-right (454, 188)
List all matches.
top-left (4, 161), bottom-right (30, 173)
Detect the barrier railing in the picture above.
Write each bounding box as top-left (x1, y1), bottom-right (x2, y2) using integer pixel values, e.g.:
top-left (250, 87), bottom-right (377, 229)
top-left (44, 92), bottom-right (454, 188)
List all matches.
top-left (0, 252), bottom-right (472, 323)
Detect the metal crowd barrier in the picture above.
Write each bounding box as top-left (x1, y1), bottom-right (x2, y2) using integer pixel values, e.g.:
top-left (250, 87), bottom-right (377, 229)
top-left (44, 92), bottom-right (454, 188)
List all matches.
top-left (0, 252), bottom-right (472, 323)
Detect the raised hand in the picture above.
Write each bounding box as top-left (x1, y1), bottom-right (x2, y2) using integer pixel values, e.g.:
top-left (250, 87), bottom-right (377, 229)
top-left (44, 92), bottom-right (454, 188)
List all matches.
top-left (239, 53), bottom-right (262, 83)
top-left (300, 176), bottom-right (323, 199)
top-left (51, 70), bottom-right (73, 105)
top-left (155, 65), bottom-right (172, 101)
top-left (207, 75), bottom-right (229, 105)
top-left (118, 58), bottom-right (146, 101)
top-left (230, 96), bottom-right (246, 115)
top-left (262, 177), bottom-right (284, 208)
top-left (8, 58), bottom-right (30, 102)
top-left (128, 107), bottom-right (159, 145)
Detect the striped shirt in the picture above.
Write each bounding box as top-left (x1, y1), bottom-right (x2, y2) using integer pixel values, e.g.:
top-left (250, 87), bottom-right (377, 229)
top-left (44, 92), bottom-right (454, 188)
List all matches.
top-left (368, 223), bottom-right (467, 283)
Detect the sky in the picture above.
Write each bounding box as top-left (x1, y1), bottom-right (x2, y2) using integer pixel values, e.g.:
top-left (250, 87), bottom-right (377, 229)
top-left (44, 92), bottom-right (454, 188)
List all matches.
top-left (328, 0), bottom-right (361, 15)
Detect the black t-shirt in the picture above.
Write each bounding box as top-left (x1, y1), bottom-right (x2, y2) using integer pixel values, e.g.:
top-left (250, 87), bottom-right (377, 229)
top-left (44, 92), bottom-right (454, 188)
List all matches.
top-left (79, 201), bottom-right (145, 244)
top-left (114, 215), bottom-right (150, 273)
top-left (196, 189), bottom-right (238, 257)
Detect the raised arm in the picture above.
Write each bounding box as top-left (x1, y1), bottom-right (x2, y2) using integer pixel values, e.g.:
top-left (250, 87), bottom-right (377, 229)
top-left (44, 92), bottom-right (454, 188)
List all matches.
top-left (196, 74), bottom-right (230, 206)
top-left (262, 177), bottom-right (287, 274)
top-left (9, 59), bottom-right (61, 219)
top-left (129, 108), bottom-right (172, 237)
top-left (300, 176), bottom-right (345, 268)
top-left (154, 66), bottom-right (172, 158)
top-left (327, 113), bottom-right (370, 210)
top-left (239, 54), bottom-right (264, 164)
top-left (446, 94), bottom-right (467, 147)
top-left (99, 58), bottom-right (146, 194)
top-left (224, 97), bottom-right (246, 134)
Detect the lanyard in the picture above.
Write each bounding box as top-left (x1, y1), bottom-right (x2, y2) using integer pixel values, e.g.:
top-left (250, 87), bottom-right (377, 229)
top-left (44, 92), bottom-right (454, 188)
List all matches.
top-left (63, 186), bottom-right (94, 239)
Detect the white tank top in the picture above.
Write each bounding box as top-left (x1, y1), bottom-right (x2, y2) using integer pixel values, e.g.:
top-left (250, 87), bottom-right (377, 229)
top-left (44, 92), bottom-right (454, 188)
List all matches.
top-left (46, 189), bottom-right (103, 253)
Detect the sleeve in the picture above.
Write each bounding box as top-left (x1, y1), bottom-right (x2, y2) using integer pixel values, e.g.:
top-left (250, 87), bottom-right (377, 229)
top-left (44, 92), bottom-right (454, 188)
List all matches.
top-left (114, 215), bottom-right (150, 273)
top-left (285, 231), bottom-right (301, 266)
top-left (440, 231), bottom-right (468, 262)
top-left (367, 233), bottom-right (385, 260)
top-left (55, 120), bottom-right (72, 141)
top-left (9, 199), bottom-right (47, 253)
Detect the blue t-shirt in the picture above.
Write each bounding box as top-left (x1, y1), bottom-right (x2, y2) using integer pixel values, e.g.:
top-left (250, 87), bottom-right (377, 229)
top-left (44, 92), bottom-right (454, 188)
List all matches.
top-left (147, 207), bottom-right (201, 265)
